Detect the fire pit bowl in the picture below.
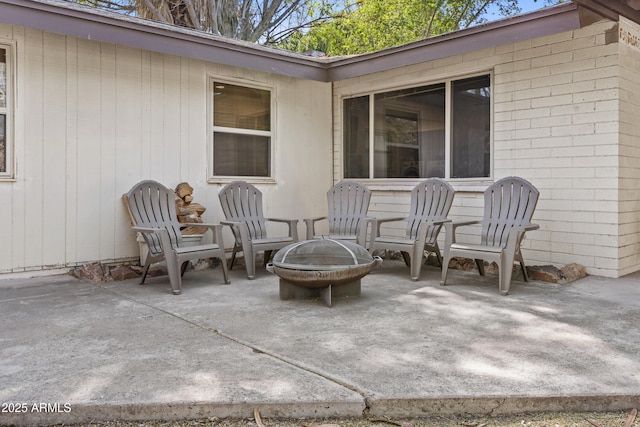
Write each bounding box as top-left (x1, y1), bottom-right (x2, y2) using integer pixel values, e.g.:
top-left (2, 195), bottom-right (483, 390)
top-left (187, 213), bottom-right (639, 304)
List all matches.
top-left (266, 239), bottom-right (382, 306)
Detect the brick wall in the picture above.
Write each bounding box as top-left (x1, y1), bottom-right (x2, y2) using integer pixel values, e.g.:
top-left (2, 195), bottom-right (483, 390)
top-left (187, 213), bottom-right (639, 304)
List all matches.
top-left (333, 18), bottom-right (634, 278)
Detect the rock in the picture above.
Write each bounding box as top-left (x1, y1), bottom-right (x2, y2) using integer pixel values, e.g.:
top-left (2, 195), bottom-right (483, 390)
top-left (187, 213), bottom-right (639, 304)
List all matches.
top-left (560, 263), bottom-right (587, 283)
top-left (108, 265), bottom-right (140, 281)
top-left (72, 262), bottom-right (106, 282)
top-left (526, 265), bottom-right (565, 283)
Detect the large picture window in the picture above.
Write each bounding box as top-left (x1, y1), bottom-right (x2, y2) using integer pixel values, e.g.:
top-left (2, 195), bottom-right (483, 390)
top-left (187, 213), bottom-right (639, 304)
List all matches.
top-left (211, 81), bottom-right (272, 178)
top-left (0, 43), bottom-right (13, 179)
top-left (343, 74), bottom-right (490, 180)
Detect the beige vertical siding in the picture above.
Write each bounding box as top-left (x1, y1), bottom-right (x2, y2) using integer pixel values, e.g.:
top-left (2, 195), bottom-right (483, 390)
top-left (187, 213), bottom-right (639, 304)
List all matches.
top-left (0, 25), bottom-right (332, 274)
top-left (333, 19), bottom-right (633, 278)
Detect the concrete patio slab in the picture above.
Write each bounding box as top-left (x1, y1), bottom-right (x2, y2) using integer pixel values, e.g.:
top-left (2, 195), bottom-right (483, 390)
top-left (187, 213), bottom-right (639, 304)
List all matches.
top-left (1, 259), bottom-right (639, 426)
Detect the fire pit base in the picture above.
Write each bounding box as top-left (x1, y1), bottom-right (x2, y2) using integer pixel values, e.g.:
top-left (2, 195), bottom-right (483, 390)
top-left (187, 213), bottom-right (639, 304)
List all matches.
top-left (279, 279), bottom-right (361, 307)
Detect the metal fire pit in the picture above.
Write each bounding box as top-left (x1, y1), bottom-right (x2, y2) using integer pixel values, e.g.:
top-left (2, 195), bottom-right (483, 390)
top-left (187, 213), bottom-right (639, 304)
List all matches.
top-left (266, 239), bottom-right (382, 307)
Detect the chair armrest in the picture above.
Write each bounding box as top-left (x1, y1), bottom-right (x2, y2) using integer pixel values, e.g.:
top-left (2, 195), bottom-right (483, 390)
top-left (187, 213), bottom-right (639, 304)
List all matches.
top-left (220, 220), bottom-right (244, 227)
top-left (370, 216), bottom-right (406, 241)
top-left (442, 219), bottom-right (481, 249)
top-left (303, 217), bottom-right (327, 240)
top-left (266, 218), bottom-right (299, 241)
top-left (450, 219), bottom-right (480, 229)
top-left (357, 217), bottom-right (376, 249)
top-left (182, 222), bottom-right (222, 231)
top-left (375, 216), bottom-right (406, 225)
top-left (506, 223), bottom-right (540, 254)
top-left (132, 226), bottom-right (161, 234)
top-left (181, 223), bottom-right (226, 245)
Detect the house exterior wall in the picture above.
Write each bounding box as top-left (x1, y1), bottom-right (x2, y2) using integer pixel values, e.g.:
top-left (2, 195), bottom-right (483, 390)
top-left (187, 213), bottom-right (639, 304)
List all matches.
top-left (0, 25), bottom-right (333, 274)
top-left (618, 18), bottom-right (640, 276)
top-left (333, 19), bottom-right (635, 278)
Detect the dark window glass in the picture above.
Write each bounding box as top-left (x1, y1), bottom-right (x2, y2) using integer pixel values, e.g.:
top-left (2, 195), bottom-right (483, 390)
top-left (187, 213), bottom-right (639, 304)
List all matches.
top-left (451, 75), bottom-right (491, 178)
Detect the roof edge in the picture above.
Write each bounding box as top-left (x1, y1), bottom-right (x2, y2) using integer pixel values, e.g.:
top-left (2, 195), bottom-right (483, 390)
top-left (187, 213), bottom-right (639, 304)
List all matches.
top-left (0, 0), bottom-right (330, 81)
top-left (326, 2), bottom-right (582, 81)
top-left (0, 0), bottom-right (598, 83)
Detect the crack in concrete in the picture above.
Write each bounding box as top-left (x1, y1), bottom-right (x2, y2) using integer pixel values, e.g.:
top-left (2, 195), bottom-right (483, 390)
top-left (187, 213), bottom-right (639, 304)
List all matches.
top-left (105, 287), bottom-right (372, 415)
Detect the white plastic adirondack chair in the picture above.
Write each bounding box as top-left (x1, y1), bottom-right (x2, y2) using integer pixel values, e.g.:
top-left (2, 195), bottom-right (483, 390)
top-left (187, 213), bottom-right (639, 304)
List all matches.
top-left (218, 181), bottom-right (299, 279)
top-left (123, 180), bottom-right (229, 295)
top-left (304, 181), bottom-right (373, 248)
top-left (440, 176), bottom-right (540, 295)
top-left (370, 178), bottom-right (455, 280)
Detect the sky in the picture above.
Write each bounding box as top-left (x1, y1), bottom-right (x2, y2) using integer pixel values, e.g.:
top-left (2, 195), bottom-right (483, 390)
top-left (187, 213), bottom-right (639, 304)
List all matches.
top-left (483, 0), bottom-right (560, 21)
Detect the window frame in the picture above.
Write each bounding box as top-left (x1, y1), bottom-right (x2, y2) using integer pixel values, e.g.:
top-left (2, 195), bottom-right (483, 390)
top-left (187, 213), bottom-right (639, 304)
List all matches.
top-left (207, 77), bottom-right (276, 183)
top-left (0, 40), bottom-right (15, 181)
top-left (340, 71), bottom-right (493, 184)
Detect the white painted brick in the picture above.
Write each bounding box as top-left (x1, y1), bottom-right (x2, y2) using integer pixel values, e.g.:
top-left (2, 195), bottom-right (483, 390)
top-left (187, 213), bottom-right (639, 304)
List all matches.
top-left (494, 111), bottom-right (513, 122)
top-left (530, 73), bottom-right (572, 89)
top-left (494, 92), bottom-right (513, 103)
top-left (595, 77), bottom-right (620, 90)
top-left (531, 115), bottom-right (572, 128)
top-left (551, 36), bottom-right (596, 54)
top-left (573, 109), bottom-right (618, 125)
top-left (551, 102), bottom-right (596, 116)
top-left (531, 51), bottom-right (574, 68)
top-left (550, 58), bottom-right (596, 75)
top-left (551, 80), bottom-right (597, 96)
top-left (513, 86), bottom-right (552, 100)
top-left (595, 142), bottom-right (621, 156)
top-left (513, 107), bottom-right (550, 120)
top-left (494, 130), bottom-right (515, 141)
top-left (530, 94), bottom-right (573, 108)
top-left (595, 121), bottom-right (619, 134)
top-left (531, 136), bottom-right (573, 148)
top-left (514, 127), bottom-right (551, 139)
top-left (511, 68), bottom-right (550, 82)
top-left (573, 66), bottom-right (618, 82)
top-left (552, 123), bottom-right (596, 137)
top-left (573, 88), bottom-right (618, 103)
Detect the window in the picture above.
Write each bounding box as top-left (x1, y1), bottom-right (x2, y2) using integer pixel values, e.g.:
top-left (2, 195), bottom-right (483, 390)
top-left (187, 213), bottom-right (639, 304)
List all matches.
top-left (343, 74), bottom-right (491, 180)
top-left (211, 81), bottom-right (272, 178)
top-left (0, 42), bottom-right (13, 179)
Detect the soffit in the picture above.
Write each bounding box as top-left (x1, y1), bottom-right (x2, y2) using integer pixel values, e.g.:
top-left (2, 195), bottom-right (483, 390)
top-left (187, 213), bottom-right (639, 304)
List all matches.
top-left (575, 0), bottom-right (640, 22)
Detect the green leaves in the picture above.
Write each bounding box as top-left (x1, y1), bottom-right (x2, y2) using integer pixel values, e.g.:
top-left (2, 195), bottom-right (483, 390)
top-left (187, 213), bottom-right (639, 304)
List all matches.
top-left (276, 0), bottom-right (564, 56)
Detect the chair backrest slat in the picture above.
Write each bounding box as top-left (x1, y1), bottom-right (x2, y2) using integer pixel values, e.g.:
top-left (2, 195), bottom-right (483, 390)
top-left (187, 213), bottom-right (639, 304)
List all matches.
top-left (125, 180), bottom-right (183, 255)
top-left (219, 181), bottom-right (268, 240)
top-left (406, 178), bottom-right (455, 243)
top-left (327, 181), bottom-right (371, 236)
top-left (481, 176), bottom-right (539, 248)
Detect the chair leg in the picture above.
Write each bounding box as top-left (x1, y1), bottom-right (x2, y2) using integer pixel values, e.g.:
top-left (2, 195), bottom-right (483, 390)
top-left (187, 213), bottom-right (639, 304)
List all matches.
top-left (499, 253), bottom-right (515, 296)
top-left (264, 250), bottom-right (273, 267)
top-left (440, 254), bottom-right (450, 286)
top-left (219, 251), bottom-right (230, 284)
top-left (244, 246), bottom-right (256, 279)
top-left (165, 252), bottom-right (183, 295)
top-left (434, 250), bottom-right (443, 268)
top-left (140, 261), bottom-right (152, 284)
top-left (410, 246), bottom-right (423, 282)
top-left (475, 259), bottom-right (485, 276)
top-left (400, 251), bottom-right (411, 267)
top-left (229, 245), bottom-right (239, 270)
top-left (180, 261), bottom-right (189, 277)
top-left (520, 260), bottom-right (529, 282)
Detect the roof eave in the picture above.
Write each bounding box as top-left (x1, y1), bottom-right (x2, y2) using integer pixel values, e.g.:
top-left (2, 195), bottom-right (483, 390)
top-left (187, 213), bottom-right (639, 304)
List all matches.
top-left (0, 0), bottom-right (330, 81)
top-left (0, 0), bottom-right (596, 83)
top-left (326, 2), bottom-right (582, 81)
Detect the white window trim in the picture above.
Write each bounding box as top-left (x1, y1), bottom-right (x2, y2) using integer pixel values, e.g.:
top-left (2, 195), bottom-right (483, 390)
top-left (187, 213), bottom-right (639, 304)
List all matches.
top-left (341, 71), bottom-right (494, 187)
top-left (207, 77), bottom-right (276, 184)
top-left (0, 40), bottom-right (15, 181)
